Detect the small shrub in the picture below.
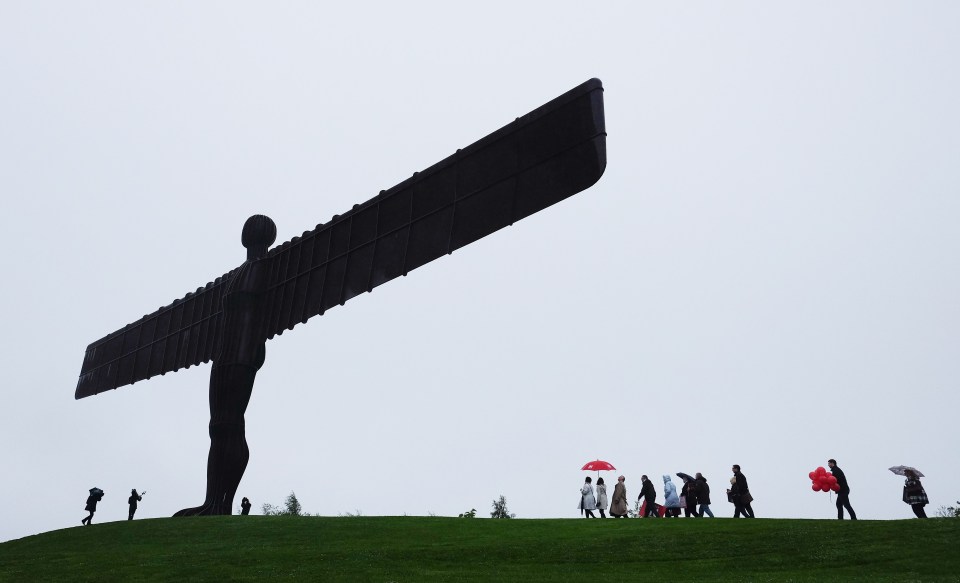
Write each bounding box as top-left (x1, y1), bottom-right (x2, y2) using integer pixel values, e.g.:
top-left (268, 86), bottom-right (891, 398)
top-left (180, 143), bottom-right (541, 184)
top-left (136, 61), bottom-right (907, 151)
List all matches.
top-left (458, 508), bottom-right (476, 518)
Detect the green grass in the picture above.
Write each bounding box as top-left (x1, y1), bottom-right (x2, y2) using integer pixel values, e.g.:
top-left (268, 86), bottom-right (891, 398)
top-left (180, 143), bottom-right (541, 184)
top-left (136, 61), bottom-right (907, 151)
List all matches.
top-left (1, 517), bottom-right (958, 582)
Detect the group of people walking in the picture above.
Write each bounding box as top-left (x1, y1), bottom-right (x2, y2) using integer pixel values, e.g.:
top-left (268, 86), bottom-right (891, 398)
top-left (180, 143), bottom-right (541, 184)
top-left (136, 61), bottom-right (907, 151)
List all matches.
top-left (579, 460), bottom-right (931, 520)
top-left (579, 465), bottom-right (752, 519)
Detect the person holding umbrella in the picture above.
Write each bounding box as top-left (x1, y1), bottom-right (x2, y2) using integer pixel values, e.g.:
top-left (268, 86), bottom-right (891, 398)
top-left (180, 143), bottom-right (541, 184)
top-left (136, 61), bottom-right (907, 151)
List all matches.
top-left (81, 487), bottom-right (104, 526)
top-left (896, 467), bottom-right (929, 518)
top-left (678, 473), bottom-right (699, 517)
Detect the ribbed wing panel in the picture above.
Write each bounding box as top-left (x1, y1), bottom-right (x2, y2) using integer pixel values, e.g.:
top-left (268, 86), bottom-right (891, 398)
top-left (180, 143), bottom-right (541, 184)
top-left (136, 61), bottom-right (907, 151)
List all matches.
top-left (75, 272), bottom-right (234, 398)
top-left (261, 78), bottom-right (606, 340)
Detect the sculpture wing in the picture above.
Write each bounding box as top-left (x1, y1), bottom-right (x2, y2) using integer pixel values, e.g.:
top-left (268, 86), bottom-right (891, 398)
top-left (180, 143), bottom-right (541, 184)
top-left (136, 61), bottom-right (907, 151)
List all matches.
top-left (259, 78), bottom-right (606, 340)
top-left (75, 271), bottom-right (236, 399)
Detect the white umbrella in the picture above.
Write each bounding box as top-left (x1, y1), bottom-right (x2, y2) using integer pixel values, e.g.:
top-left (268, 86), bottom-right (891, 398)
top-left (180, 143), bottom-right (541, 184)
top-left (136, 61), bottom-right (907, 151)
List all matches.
top-left (888, 465), bottom-right (924, 477)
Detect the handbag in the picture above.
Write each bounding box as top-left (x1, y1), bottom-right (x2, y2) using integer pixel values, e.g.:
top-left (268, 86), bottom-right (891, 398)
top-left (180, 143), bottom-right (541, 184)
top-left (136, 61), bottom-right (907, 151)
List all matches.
top-left (742, 492), bottom-right (754, 504)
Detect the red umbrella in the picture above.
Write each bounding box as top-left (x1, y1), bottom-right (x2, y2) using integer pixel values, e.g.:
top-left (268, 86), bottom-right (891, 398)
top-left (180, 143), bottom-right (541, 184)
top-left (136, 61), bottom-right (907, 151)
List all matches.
top-left (581, 459), bottom-right (616, 478)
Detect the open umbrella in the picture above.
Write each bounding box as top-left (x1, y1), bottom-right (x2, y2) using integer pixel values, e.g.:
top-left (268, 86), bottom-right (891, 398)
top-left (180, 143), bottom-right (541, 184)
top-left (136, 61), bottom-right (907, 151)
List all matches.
top-left (581, 459), bottom-right (616, 478)
top-left (889, 465), bottom-right (924, 478)
top-left (676, 472), bottom-right (696, 483)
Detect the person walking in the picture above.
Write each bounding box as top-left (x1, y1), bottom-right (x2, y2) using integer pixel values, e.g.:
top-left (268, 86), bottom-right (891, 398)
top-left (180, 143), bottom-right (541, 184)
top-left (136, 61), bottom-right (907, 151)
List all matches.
top-left (695, 472), bottom-right (714, 517)
top-left (127, 489), bottom-right (145, 521)
top-left (579, 476), bottom-right (598, 518)
top-left (81, 488), bottom-right (104, 526)
top-left (728, 465), bottom-right (755, 518)
top-left (639, 475), bottom-right (658, 517)
top-left (241, 497), bottom-right (252, 515)
top-left (609, 475), bottom-right (628, 518)
top-left (902, 470), bottom-right (929, 518)
top-left (595, 477), bottom-right (608, 518)
top-left (828, 459), bottom-right (857, 520)
top-left (681, 477), bottom-right (699, 517)
top-left (662, 475), bottom-right (681, 518)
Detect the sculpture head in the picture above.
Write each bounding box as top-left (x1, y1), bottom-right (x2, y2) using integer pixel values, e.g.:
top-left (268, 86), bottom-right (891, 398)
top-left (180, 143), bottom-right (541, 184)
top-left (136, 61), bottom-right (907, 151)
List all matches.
top-left (242, 215), bottom-right (277, 260)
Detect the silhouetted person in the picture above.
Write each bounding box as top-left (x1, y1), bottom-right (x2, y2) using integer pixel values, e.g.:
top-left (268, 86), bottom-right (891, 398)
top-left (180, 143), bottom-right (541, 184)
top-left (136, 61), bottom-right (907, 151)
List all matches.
top-left (729, 465), bottom-right (754, 518)
top-left (128, 489), bottom-right (145, 520)
top-left (82, 488), bottom-right (104, 526)
top-left (695, 472), bottom-right (714, 517)
top-left (828, 459), bottom-right (856, 520)
top-left (240, 497), bottom-right (252, 515)
top-left (175, 216), bottom-right (276, 516)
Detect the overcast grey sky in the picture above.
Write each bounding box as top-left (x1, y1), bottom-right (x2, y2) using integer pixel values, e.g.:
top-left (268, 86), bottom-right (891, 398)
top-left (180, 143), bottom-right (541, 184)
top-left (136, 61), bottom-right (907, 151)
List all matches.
top-left (2, 1), bottom-right (958, 542)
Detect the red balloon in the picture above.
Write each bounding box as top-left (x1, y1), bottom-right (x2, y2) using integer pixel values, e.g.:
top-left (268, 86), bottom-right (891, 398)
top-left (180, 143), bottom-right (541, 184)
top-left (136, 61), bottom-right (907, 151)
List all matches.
top-left (816, 466), bottom-right (827, 475)
top-left (808, 471), bottom-right (817, 480)
top-left (828, 475), bottom-right (838, 484)
top-left (812, 483), bottom-right (822, 492)
top-left (831, 483), bottom-right (840, 492)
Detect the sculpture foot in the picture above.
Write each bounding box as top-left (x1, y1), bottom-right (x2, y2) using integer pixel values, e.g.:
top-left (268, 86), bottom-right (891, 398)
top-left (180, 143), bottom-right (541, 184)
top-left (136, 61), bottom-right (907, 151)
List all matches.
top-left (174, 501), bottom-right (227, 517)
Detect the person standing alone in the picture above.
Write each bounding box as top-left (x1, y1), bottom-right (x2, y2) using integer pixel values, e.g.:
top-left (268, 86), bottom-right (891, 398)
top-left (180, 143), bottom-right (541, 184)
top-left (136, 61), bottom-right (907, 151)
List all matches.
top-left (128, 489), bottom-right (145, 521)
top-left (828, 459), bottom-right (857, 520)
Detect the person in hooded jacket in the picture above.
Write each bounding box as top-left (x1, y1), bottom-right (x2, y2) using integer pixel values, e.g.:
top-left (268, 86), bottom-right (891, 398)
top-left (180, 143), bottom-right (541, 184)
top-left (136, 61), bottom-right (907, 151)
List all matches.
top-left (662, 475), bottom-right (681, 518)
top-left (694, 472), bottom-right (714, 517)
top-left (609, 475), bottom-right (628, 518)
top-left (579, 476), bottom-right (598, 518)
top-left (638, 475), bottom-right (659, 517)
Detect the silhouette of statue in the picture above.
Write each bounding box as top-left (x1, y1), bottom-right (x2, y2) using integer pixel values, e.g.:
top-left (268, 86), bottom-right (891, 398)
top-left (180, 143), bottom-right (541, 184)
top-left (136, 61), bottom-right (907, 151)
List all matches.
top-left (75, 79), bottom-right (607, 516)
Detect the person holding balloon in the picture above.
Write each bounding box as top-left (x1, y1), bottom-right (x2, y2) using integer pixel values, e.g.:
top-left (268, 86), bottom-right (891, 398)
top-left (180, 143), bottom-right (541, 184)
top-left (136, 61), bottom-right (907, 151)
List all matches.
top-left (828, 459), bottom-right (857, 520)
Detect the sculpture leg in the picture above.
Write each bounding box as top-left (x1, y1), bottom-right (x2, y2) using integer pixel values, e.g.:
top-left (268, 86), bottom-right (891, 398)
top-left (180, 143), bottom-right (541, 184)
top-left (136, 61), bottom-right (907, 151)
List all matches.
top-left (174, 360), bottom-right (258, 516)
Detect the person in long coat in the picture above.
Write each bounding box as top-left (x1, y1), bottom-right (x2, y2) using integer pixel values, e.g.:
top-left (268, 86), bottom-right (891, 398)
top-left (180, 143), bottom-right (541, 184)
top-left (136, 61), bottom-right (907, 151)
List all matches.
top-left (729, 465), bottom-right (755, 518)
top-left (638, 475), bottom-right (658, 517)
top-left (82, 488), bottom-right (104, 526)
top-left (902, 470), bottom-right (929, 518)
top-left (681, 477), bottom-right (699, 517)
top-left (662, 475), bottom-right (681, 518)
top-left (579, 476), bottom-right (598, 518)
top-left (595, 477), bottom-right (609, 518)
top-left (695, 472), bottom-right (714, 517)
top-left (609, 475), bottom-right (628, 518)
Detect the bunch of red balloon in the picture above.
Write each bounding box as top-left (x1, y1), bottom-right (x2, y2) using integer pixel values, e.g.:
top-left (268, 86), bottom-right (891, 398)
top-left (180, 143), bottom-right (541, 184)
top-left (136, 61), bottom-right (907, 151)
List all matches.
top-left (809, 467), bottom-right (839, 493)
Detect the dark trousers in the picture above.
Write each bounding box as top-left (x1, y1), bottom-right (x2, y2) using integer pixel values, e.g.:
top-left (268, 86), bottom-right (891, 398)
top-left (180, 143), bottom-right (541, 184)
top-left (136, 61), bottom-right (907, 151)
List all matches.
top-left (82, 511), bottom-right (94, 525)
top-left (584, 509), bottom-right (596, 518)
top-left (642, 501), bottom-right (658, 517)
top-left (128, 507), bottom-right (137, 521)
top-left (911, 504), bottom-right (927, 518)
top-left (734, 502), bottom-right (755, 518)
top-left (836, 492), bottom-right (857, 519)
top-left (598, 508), bottom-right (606, 518)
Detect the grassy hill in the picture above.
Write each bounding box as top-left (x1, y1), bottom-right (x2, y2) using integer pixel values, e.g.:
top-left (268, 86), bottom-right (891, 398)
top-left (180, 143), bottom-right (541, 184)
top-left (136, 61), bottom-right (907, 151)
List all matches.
top-left (1, 516), bottom-right (958, 582)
